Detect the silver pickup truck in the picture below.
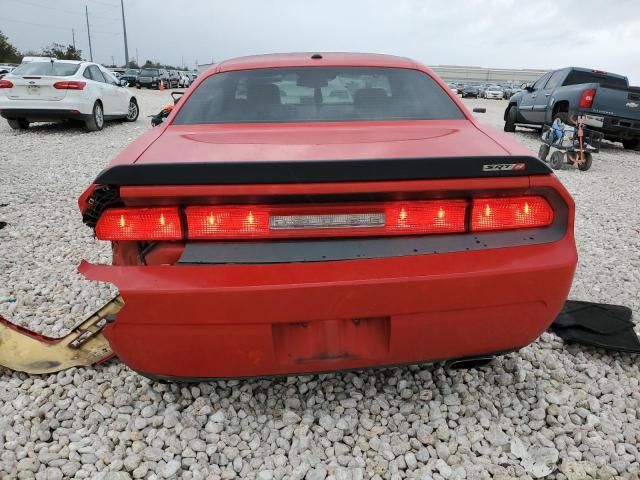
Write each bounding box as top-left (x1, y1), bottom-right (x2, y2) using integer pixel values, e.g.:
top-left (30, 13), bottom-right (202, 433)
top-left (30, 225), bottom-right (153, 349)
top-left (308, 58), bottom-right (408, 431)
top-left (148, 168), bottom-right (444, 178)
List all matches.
top-left (504, 67), bottom-right (640, 150)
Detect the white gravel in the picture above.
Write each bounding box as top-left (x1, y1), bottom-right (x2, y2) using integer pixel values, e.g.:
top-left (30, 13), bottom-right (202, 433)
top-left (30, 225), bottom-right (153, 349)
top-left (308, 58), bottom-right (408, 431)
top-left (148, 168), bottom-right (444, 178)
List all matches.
top-left (1, 91), bottom-right (639, 479)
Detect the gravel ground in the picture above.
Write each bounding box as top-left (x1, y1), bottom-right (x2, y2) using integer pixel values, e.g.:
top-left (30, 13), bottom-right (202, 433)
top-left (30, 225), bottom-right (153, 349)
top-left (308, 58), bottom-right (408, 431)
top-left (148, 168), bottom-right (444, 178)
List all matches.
top-left (1, 91), bottom-right (639, 480)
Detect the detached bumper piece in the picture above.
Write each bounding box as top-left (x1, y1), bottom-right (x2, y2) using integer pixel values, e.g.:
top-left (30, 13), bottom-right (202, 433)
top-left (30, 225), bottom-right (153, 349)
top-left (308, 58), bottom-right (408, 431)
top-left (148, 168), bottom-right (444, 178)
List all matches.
top-left (550, 301), bottom-right (639, 353)
top-left (0, 296), bottom-right (122, 374)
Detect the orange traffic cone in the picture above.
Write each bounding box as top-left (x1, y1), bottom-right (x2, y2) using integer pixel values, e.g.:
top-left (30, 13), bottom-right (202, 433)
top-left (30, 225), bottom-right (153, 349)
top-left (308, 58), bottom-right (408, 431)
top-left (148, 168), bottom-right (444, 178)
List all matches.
top-left (159, 80), bottom-right (165, 91)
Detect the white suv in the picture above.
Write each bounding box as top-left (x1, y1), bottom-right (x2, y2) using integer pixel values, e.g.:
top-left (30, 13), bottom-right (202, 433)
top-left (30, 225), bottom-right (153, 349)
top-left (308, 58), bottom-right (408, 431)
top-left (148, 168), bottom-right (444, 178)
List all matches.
top-left (0, 60), bottom-right (139, 131)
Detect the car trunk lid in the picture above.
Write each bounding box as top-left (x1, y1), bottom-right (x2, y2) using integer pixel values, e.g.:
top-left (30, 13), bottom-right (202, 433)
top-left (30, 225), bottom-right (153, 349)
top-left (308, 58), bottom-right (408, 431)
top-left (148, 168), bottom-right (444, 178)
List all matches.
top-left (135, 121), bottom-right (511, 163)
top-left (5, 76), bottom-right (70, 101)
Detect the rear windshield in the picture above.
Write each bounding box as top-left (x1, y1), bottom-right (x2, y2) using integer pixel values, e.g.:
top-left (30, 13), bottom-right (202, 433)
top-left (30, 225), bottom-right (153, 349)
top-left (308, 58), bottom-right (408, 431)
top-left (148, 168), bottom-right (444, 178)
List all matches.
top-left (124, 69), bottom-right (139, 75)
top-left (173, 67), bottom-right (464, 124)
top-left (140, 69), bottom-right (159, 76)
top-left (12, 62), bottom-right (80, 77)
top-left (563, 70), bottom-right (628, 89)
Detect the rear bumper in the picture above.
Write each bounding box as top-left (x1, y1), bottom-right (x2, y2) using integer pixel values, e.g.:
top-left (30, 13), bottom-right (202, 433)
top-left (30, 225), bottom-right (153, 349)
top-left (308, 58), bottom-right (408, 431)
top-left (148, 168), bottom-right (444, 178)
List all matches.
top-left (1, 108), bottom-right (91, 122)
top-left (581, 112), bottom-right (640, 140)
top-left (80, 239), bottom-right (577, 379)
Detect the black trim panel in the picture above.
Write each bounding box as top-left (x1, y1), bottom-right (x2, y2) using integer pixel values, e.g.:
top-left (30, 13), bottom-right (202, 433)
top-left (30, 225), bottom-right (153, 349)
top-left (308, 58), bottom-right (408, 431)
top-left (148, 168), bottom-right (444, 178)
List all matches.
top-left (1, 108), bottom-right (91, 121)
top-left (95, 155), bottom-right (551, 186)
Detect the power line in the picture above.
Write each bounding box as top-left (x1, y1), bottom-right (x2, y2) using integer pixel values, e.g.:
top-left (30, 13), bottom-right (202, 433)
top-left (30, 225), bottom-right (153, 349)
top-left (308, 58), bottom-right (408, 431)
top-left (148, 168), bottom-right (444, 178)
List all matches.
top-left (0, 16), bottom-right (119, 35)
top-left (5, 0), bottom-right (119, 21)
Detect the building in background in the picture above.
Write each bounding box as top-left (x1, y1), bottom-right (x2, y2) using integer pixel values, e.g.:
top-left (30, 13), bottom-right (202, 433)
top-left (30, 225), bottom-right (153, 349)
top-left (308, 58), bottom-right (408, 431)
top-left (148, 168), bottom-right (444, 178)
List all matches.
top-left (429, 65), bottom-right (547, 85)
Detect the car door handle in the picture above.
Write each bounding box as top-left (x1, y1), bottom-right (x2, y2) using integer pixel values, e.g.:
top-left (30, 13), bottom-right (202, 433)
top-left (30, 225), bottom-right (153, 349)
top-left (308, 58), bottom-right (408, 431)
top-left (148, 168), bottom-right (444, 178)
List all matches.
top-left (545, 93), bottom-right (551, 96)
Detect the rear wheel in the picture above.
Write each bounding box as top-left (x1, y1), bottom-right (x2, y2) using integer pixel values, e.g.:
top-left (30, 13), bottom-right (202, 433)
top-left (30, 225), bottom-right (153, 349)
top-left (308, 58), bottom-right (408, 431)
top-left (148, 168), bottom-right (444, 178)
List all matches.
top-left (85, 102), bottom-right (104, 132)
top-left (504, 106), bottom-right (517, 132)
top-left (125, 98), bottom-right (139, 122)
top-left (549, 151), bottom-right (564, 170)
top-left (577, 152), bottom-right (593, 171)
top-left (7, 119), bottom-right (29, 130)
top-left (538, 144), bottom-right (550, 162)
top-left (622, 139), bottom-right (640, 151)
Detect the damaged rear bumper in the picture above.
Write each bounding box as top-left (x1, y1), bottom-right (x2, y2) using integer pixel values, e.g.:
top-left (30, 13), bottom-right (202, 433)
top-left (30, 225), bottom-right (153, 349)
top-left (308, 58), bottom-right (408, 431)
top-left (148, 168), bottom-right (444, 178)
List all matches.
top-left (79, 240), bottom-right (576, 380)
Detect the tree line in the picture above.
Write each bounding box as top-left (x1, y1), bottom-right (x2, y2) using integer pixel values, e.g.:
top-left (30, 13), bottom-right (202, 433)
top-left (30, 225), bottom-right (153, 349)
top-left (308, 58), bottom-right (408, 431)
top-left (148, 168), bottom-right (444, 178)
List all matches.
top-left (1, 30), bottom-right (187, 70)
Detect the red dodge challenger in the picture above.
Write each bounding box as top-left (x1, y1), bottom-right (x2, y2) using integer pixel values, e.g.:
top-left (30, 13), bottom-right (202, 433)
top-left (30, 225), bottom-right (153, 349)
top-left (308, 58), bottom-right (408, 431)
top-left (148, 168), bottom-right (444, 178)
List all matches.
top-left (78, 53), bottom-right (577, 380)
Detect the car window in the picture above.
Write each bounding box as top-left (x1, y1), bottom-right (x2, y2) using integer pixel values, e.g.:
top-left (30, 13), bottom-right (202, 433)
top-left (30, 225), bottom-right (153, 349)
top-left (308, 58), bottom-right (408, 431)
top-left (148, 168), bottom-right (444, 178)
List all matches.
top-left (12, 62), bottom-right (80, 76)
top-left (562, 70), bottom-right (628, 89)
top-left (544, 70), bottom-right (565, 90)
top-left (173, 67), bottom-right (464, 124)
top-left (101, 68), bottom-right (119, 86)
top-left (83, 67), bottom-right (92, 80)
top-left (87, 65), bottom-right (106, 83)
top-left (533, 72), bottom-right (552, 90)
top-left (140, 69), bottom-right (160, 76)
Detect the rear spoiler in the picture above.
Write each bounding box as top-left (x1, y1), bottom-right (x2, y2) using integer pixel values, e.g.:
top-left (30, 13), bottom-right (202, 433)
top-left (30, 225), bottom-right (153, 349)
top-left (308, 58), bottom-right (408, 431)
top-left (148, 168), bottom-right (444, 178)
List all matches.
top-left (94, 156), bottom-right (551, 186)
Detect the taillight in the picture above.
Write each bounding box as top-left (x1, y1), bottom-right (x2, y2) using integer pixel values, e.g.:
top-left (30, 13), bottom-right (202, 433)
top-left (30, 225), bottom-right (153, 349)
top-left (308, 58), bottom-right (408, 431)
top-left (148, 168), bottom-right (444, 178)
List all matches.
top-left (471, 196), bottom-right (553, 232)
top-left (185, 200), bottom-right (467, 239)
top-left (95, 207), bottom-right (182, 240)
top-left (579, 88), bottom-right (596, 109)
top-left (95, 196), bottom-right (554, 241)
top-left (0, 79), bottom-right (13, 89)
top-left (53, 81), bottom-right (86, 90)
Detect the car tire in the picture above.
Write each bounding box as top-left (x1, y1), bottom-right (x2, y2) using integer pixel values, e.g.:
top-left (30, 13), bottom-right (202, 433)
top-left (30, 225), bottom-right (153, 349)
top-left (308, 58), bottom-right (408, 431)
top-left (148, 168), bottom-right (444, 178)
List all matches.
top-left (136, 85), bottom-right (141, 89)
top-left (7, 119), bottom-right (29, 130)
top-left (549, 151), bottom-right (564, 170)
top-left (538, 144), bottom-right (550, 162)
top-left (125, 98), bottom-right (139, 122)
top-left (85, 101), bottom-right (104, 132)
top-left (504, 106), bottom-right (517, 132)
top-left (622, 139), bottom-right (640, 150)
top-left (577, 152), bottom-right (593, 171)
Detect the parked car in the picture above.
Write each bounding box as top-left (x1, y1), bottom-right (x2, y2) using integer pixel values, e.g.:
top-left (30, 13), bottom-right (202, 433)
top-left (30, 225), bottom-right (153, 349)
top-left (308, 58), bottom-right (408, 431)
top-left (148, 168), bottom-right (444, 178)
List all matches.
top-left (447, 83), bottom-right (459, 94)
top-left (484, 85), bottom-right (504, 100)
top-left (0, 60), bottom-right (139, 131)
top-left (190, 72), bottom-right (198, 82)
top-left (120, 68), bottom-right (140, 87)
top-left (505, 67), bottom-right (640, 149)
top-left (178, 71), bottom-right (191, 88)
top-left (0, 65), bottom-right (16, 79)
top-left (136, 68), bottom-right (170, 89)
top-left (501, 85), bottom-right (513, 99)
top-left (167, 70), bottom-right (180, 88)
top-left (461, 84), bottom-right (481, 98)
top-left (77, 52), bottom-right (577, 380)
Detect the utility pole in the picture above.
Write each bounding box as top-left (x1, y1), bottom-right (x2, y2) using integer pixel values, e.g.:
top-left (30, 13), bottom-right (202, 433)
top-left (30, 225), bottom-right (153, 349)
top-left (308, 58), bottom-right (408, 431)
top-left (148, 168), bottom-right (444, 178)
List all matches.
top-left (85, 6), bottom-right (93, 62)
top-left (136, 48), bottom-right (139, 67)
top-left (72, 29), bottom-right (76, 50)
top-left (120, 0), bottom-right (130, 68)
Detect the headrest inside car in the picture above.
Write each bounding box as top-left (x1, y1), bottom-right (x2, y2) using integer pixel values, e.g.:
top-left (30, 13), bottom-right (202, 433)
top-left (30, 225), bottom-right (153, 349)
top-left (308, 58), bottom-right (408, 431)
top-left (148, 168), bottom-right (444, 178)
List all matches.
top-left (247, 83), bottom-right (281, 106)
top-left (353, 88), bottom-right (389, 107)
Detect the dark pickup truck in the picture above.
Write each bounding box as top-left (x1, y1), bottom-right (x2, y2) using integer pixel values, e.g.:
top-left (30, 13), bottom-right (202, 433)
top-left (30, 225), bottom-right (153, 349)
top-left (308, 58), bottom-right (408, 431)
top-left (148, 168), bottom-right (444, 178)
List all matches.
top-left (504, 67), bottom-right (640, 150)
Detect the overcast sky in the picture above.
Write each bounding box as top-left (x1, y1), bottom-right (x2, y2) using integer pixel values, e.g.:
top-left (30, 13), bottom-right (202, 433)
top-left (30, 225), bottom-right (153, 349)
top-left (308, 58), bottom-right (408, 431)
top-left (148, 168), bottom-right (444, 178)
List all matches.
top-left (2, 0), bottom-right (640, 82)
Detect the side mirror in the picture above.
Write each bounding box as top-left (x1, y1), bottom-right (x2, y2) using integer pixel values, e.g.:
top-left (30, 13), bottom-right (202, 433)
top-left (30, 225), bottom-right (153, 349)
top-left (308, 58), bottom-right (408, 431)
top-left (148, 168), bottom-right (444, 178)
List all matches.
top-left (119, 79), bottom-right (128, 87)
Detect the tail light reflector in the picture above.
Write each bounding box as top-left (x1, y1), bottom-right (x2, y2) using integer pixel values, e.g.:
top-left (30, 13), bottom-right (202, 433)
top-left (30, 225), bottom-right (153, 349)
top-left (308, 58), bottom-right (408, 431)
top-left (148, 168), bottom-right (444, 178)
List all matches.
top-left (95, 196), bottom-right (554, 241)
top-left (96, 207), bottom-right (182, 241)
top-left (0, 79), bottom-right (13, 88)
top-left (471, 196), bottom-right (553, 232)
top-left (579, 88), bottom-right (596, 108)
top-left (186, 200), bottom-right (467, 239)
top-left (53, 81), bottom-right (86, 90)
